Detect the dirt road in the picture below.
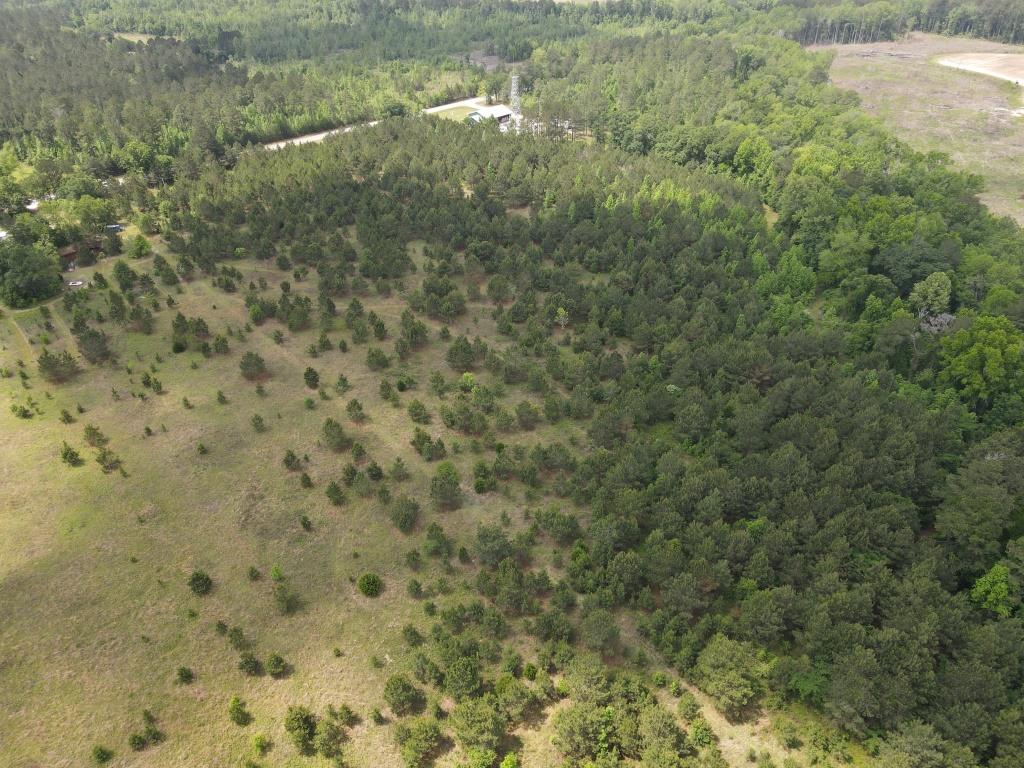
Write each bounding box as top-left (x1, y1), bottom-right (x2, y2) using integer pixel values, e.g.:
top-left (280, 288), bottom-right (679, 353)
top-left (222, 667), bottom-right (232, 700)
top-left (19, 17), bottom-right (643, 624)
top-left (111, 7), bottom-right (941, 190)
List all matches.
top-left (262, 96), bottom-right (491, 151)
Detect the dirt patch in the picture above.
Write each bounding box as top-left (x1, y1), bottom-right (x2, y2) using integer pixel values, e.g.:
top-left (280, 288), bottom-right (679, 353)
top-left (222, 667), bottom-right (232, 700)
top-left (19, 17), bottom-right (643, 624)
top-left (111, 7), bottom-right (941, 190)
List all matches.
top-left (938, 52), bottom-right (1024, 86)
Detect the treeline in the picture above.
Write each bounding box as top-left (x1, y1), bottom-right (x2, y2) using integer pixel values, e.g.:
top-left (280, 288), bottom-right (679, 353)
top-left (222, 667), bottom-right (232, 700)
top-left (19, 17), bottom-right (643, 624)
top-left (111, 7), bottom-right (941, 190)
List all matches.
top-left (58, 0), bottom-right (673, 63)
top-left (767, 0), bottom-right (1024, 46)
top-left (160, 118), bottom-right (1024, 766)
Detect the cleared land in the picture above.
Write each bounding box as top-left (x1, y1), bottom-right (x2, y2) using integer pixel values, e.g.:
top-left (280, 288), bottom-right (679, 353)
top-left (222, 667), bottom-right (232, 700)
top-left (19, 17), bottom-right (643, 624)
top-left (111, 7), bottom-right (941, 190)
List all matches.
top-left (938, 52), bottom-right (1024, 87)
top-left (824, 32), bottom-right (1024, 224)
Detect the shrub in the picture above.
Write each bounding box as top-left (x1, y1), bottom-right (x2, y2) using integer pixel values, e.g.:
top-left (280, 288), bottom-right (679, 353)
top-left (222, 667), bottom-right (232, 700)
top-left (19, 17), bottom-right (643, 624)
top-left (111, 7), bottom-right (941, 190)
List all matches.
top-left (238, 652), bottom-right (262, 676)
top-left (394, 718), bottom-right (442, 768)
top-left (367, 346), bottom-right (390, 370)
top-left (266, 653), bottom-right (288, 678)
top-left (326, 481), bottom-right (346, 506)
top-left (430, 461), bottom-right (463, 510)
top-left (83, 423), bottom-right (108, 447)
top-left (323, 417), bottom-right (352, 451)
top-left (303, 366), bottom-right (320, 389)
top-left (283, 449), bottom-right (301, 470)
top-left (390, 496), bottom-right (421, 534)
top-left (228, 626), bottom-right (247, 649)
top-left (408, 399), bottom-right (431, 424)
top-left (357, 572), bottom-right (383, 597)
top-left (188, 570), bottom-right (212, 595)
top-left (313, 717), bottom-right (346, 760)
top-left (273, 582), bottom-right (301, 615)
top-left (284, 705), bottom-right (319, 755)
top-left (176, 666), bottom-right (194, 685)
top-left (384, 674), bottom-right (426, 716)
top-left (402, 624), bottom-right (424, 647)
top-left (229, 696), bottom-right (252, 726)
top-left (346, 399), bottom-right (366, 422)
top-left (128, 733), bottom-right (147, 751)
top-left (38, 347), bottom-right (80, 383)
top-left (252, 733), bottom-right (271, 756)
top-left (91, 745), bottom-right (114, 764)
top-left (239, 352), bottom-right (267, 380)
top-left (390, 457), bottom-right (410, 481)
top-left (60, 441), bottom-right (83, 466)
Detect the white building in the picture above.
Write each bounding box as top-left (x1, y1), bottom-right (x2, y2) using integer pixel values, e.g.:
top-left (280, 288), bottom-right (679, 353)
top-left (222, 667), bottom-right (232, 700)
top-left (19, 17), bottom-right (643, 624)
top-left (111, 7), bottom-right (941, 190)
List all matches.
top-left (466, 104), bottom-right (515, 133)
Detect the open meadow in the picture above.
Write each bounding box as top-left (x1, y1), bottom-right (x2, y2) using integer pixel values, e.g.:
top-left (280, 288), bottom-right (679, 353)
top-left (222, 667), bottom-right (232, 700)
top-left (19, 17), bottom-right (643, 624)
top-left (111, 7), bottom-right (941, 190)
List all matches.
top-left (0, 242), bottom-right (587, 767)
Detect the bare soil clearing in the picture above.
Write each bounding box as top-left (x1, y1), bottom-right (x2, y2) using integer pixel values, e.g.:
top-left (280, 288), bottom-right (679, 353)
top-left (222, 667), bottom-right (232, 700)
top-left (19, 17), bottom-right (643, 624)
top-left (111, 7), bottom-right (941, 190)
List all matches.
top-left (938, 52), bottom-right (1024, 88)
top-left (822, 32), bottom-right (1024, 223)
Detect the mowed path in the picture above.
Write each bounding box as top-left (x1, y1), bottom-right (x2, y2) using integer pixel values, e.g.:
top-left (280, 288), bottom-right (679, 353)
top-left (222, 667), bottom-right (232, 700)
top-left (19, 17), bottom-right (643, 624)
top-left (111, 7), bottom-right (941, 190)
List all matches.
top-left (821, 32), bottom-right (1024, 224)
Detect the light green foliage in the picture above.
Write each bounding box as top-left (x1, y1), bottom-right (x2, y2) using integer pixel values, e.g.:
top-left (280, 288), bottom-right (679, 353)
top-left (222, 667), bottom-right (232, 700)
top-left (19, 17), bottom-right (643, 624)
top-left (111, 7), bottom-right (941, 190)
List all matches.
top-left (909, 272), bottom-right (951, 317)
top-left (941, 315), bottom-right (1024, 420)
top-left (692, 635), bottom-right (766, 717)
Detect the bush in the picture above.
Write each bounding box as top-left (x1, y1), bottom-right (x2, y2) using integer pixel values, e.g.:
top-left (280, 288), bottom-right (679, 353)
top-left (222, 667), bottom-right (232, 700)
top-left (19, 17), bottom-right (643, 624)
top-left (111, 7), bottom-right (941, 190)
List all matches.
top-left (229, 696), bottom-right (252, 726)
top-left (273, 582), bottom-right (301, 614)
top-left (239, 351), bottom-right (267, 380)
top-left (266, 653), bottom-right (288, 678)
top-left (323, 417), bottom-right (352, 451)
top-left (408, 399), bottom-right (431, 424)
top-left (326, 481), bottom-right (346, 506)
top-left (390, 496), bottom-right (421, 534)
top-left (252, 733), bottom-right (272, 756)
top-left (128, 733), bottom-right (148, 751)
top-left (188, 570), bottom-right (213, 595)
top-left (60, 441), bottom-right (83, 466)
top-left (284, 705), bottom-right (319, 755)
top-left (283, 449), bottom-right (301, 470)
top-left (38, 347), bottom-right (80, 383)
top-left (430, 461), bottom-right (463, 510)
top-left (346, 398), bottom-right (366, 422)
top-left (357, 572), bottom-right (383, 597)
top-left (385, 674), bottom-right (426, 716)
top-left (677, 690), bottom-right (701, 721)
top-left (91, 745), bottom-right (114, 764)
top-left (176, 666), bottom-right (194, 685)
top-left (238, 652), bottom-right (262, 676)
top-left (367, 346), bottom-right (390, 370)
top-left (313, 717), bottom-right (346, 760)
top-left (394, 718), bottom-right (442, 768)
top-left (303, 366), bottom-right (320, 388)
top-left (251, 414), bottom-right (266, 432)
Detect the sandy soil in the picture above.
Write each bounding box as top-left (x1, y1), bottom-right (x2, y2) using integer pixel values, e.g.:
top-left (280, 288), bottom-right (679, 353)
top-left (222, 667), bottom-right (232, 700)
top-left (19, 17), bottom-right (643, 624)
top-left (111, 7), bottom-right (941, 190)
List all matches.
top-left (938, 52), bottom-right (1024, 86)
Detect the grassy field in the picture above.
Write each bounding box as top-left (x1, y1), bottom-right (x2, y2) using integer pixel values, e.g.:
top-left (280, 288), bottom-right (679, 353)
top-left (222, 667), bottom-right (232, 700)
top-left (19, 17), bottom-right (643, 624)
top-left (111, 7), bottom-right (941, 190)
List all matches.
top-left (430, 106), bottom-right (477, 122)
top-left (823, 32), bottom-right (1024, 224)
top-left (0, 241), bottom-right (588, 767)
top-left (0, 224), bottom-right (853, 766)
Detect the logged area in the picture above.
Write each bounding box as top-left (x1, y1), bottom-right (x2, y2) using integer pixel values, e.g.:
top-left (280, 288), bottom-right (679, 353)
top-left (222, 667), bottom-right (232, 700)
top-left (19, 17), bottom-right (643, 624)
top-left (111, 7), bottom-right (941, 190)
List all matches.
top-left (826, 33), bottom-right (1024, 223)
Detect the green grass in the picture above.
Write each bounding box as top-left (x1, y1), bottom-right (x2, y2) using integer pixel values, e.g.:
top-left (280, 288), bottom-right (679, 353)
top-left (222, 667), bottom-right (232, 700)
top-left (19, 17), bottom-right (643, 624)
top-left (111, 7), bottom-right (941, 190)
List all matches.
top-left (0, 234), bottom-right (836, 766)
top-left (0, 248), bottom-right (589, 767)
top-left (430, 105), bottom-right (477, 122)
